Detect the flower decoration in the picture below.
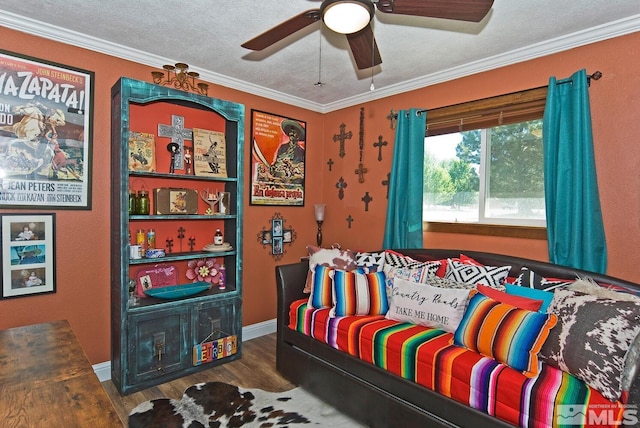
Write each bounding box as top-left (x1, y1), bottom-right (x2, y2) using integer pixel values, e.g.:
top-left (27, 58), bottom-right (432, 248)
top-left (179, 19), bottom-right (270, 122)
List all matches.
top-left (186, 258), bottom-right (221, 286)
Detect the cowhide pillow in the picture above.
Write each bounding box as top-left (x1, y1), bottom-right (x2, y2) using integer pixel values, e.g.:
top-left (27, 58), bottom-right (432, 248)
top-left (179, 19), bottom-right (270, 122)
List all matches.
top-left (540, 286), bottom-right (640, 402)
top-left (303, 245), bottom-right (357, 293)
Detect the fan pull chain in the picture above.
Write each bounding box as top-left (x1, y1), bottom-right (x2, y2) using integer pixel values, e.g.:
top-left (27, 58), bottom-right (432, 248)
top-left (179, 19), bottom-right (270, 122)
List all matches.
top-left (315, 30), bottom-right (325, 87)
top-left (370, 24), bottom-right (375, 91)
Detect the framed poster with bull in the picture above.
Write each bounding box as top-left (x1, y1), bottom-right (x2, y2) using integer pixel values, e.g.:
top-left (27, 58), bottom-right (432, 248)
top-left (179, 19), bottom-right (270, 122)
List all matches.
top-left (250, 110), bottom-right (305, 206)
top-left (0, 49), bottom-right (94, 209)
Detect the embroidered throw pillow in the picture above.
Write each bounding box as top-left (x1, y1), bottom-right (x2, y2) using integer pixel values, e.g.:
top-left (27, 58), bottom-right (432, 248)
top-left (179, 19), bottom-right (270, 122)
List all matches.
top-left (386, 278), bottom-right (471, 333)
top-left (445, 259), bottom-right (510, 288)
top-left (304, 245), bottom-right (357, 293)
top-left (453, 291), bottom-right (557, 378)
top-left (540, 288), bottom-right (640, 402)
top-left (330, 269), bottom-right (388, 317)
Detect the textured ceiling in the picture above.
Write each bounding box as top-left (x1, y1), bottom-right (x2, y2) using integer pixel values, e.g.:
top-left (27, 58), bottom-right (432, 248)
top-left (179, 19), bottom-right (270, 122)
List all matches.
top-left (0, 1), bottom-right (639, 112)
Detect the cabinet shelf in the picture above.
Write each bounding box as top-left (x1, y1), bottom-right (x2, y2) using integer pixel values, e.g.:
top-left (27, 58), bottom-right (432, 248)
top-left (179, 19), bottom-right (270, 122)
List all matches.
top-left (129, 250), bottom-right (235, 265)
top-left (130, 170), bottom-right (238, 183)
top-left (129, 214), bottom-right (236, 221)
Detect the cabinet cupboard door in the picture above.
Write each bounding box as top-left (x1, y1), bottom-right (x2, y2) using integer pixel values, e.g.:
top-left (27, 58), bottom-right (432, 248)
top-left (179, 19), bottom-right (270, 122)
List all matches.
top-left (194, 299), bottom-right (240, 344)
top-left (128, 308), bottom-right (190, 383)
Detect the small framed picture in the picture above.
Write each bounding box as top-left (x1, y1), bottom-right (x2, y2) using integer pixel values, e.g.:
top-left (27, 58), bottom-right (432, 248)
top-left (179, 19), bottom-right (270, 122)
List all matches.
top-left (283, 229), bottom-right (292, 243)
top-left (261, 230), bottom-right (272, 244)
top-left (272, 219), bottom-right (283, 237)
top-left (1, 213), bottom-right (56, 299)
top-left (272, 236), bottom-right (284, 255)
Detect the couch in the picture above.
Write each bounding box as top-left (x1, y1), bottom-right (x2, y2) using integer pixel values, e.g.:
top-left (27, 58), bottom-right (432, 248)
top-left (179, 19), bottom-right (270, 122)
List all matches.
top-left (275, 249), bottom-right (640, 427)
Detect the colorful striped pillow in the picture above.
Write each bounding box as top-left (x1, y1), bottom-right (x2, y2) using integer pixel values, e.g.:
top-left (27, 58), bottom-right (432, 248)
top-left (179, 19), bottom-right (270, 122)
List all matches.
top-left (308, 264), bottom-right (334, 309)
top-left (331, 269), bottom-right (388, 317)
top-left (452, 290), bottom-right (557, 377)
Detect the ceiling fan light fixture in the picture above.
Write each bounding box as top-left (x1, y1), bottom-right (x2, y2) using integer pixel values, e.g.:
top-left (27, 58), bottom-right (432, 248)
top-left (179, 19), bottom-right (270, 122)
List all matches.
top-left (321, 0), bottom-right (374, 34)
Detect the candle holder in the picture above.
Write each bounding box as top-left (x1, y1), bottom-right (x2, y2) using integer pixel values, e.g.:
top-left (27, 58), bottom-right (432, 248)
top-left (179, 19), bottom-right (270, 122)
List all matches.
top-left (314, 204), bottom-right (326, 247)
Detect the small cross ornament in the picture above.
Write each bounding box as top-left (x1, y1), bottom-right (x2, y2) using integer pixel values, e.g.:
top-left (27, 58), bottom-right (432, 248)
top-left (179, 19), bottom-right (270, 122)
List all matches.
top-left (332, 123), bottom-right (352, 158)
top-left (336, 177), bottom-right (348, 200)
top-left (382, 173), bottom-right (390, 199)
top-left (361, 192), bottom-right (373, 211)
top-left (346, 215), bottom-right (354, 228)
top-left (188, 236), bottom-right (196, 251)
top-left (373, 135), bottom-right (388, 161)
top-left (177, 227), bottom-right (185, 252)
top-left (327, 158), bottom-right (334, 172)
top-left (165, 238), bottom-right (174, 254)
top-left (354, 163), bottom-right (368, 183)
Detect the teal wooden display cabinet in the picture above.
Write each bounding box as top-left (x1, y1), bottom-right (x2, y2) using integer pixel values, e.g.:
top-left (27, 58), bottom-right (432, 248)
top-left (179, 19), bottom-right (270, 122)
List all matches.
top-left (110, 77), bottom-right (244, 394)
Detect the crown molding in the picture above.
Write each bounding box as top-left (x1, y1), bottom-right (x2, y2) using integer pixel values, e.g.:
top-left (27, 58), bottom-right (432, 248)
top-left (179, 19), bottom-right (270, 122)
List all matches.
top-left (1, 10), bottom-right (638, 114)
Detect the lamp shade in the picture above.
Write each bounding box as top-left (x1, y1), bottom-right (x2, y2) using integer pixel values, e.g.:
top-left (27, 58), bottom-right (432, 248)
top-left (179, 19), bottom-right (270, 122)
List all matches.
top-left (314, 204), bottom-right (326, 221)
top-left (321, 0), bottom-right (373, 34)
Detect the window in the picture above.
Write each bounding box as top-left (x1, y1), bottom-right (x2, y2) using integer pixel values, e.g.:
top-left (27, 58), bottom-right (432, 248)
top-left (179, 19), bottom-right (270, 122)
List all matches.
top-left (422, 87), bottom-right (548, 231)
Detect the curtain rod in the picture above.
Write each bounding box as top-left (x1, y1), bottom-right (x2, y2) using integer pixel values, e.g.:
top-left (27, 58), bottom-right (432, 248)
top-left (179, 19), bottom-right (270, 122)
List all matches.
top-left (386, 70), bottom-right (603, 129)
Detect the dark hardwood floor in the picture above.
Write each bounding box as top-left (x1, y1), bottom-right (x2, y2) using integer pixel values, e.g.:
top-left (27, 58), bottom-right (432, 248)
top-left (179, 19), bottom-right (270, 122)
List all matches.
top-left (102, 333), bottom-right (296, 426)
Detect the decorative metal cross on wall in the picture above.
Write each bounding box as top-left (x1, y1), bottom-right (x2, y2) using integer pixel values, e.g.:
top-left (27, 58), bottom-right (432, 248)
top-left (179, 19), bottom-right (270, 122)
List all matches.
top-left (332, 123), bottom-right (352, 158)
top-left (158, 114), bottom-right (193, 169)
top-left (373, 135), bottom-right (388, 161)
top-left (336, 177), bottom-right (348, 200)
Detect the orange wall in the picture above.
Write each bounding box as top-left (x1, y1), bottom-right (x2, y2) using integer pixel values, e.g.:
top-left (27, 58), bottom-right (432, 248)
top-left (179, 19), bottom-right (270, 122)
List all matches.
top-left (321, 32), bottom-right (640, 282)
top-left (0, 25), bottom-right (639, 365)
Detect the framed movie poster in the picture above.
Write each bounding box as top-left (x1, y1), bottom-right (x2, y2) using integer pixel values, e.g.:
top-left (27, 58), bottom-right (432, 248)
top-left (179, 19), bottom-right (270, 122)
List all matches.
top-left (250, 110), bottom-right (306, 206)
top-left (1, 213), bottom-right (56, 299)
top-left (0, 49), bottom-right (94, 209)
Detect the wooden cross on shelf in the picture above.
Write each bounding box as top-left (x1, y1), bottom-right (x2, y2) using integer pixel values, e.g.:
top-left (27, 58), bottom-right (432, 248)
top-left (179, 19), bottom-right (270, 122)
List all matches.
top-left (332, 123), bottom-right (352, 158)
top-left (158, 114), bottom-right (193, 170)
top-left (188, 236), bottom-right (196, 251)
top-left (166, 238), bottom-right (174, 253)
top-left (177, 227), bottom-right (185, 252)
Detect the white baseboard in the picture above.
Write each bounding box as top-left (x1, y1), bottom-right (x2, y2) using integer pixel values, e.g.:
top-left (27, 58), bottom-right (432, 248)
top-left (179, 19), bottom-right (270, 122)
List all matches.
top-left (94, 318), bottom-right (277, 382)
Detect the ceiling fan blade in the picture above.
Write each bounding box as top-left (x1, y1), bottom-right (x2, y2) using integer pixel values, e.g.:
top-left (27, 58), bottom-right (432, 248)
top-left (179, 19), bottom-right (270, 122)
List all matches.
top-left (241, 9), bottom-right (321, 51)
top-left (376, 0), bottom-right (494, 22)
top-left (346, 24), bottom-right (382, 70)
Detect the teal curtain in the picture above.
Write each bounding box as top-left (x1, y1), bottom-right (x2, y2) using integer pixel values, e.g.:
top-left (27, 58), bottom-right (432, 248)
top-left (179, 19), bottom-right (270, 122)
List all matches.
top-left (543, 69), bottom-right (607, 273)
top-left (383, 108), bottom-right (426, 249)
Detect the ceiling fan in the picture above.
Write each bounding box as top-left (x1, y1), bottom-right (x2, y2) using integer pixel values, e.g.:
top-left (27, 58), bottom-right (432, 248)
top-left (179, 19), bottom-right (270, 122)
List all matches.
top-left (241, 0), bottom-right (494, 70)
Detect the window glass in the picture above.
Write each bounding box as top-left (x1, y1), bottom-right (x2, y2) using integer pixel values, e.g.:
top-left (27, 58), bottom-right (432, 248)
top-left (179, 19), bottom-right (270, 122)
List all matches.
top-left (424, 119), bottom-right (545, 226)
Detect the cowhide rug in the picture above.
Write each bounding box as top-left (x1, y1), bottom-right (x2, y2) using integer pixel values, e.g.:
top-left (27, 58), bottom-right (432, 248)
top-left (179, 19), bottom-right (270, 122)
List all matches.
top-left (128, 381), bottom-right (365, 428)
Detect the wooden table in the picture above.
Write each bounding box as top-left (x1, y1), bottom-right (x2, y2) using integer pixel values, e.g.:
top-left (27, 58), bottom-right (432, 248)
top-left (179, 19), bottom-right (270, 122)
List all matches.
top-left (0, 320), bottom-right (122, 427)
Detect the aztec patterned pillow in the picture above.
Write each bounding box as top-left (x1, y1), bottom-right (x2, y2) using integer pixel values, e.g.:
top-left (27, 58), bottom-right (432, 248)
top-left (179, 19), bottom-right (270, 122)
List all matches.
top-left (453, 290), bottom-right (557, 378)
top-left (355, 251), bottom-right (386, 273)
top-left (330, 269), bottom-right (388, 317)
top-left (445, 259), bottom-right (510, 289)
top-left (304, 245), bottom-right (357, 293)
top-left (514, 267), bottom-right (574, 291)
top-left (540, 285), bottom-right (640, 402)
